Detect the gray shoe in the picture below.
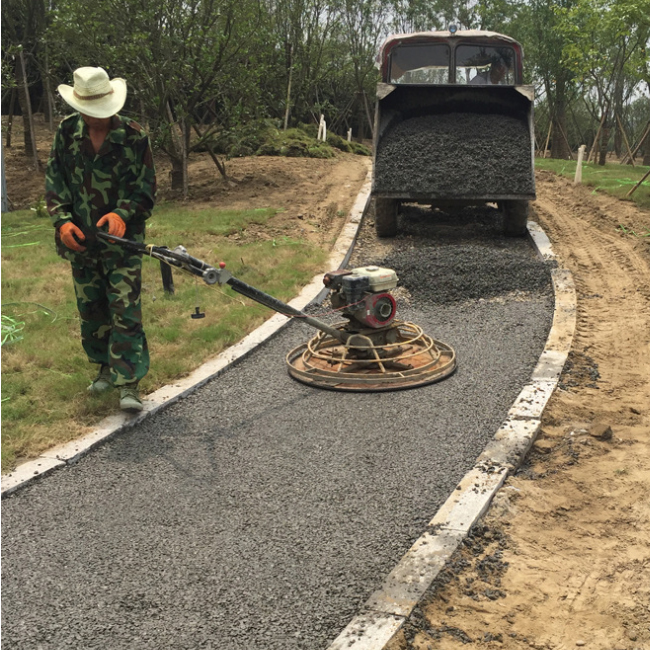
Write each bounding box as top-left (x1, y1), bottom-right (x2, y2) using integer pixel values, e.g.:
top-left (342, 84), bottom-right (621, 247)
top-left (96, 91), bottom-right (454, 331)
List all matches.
top-left (120, 385), bottom-right (143, 413)
top-left (88, 365), bottom-right (113, 394)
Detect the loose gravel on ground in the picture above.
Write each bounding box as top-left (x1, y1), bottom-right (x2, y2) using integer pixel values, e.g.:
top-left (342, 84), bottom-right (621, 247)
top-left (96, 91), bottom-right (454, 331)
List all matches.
top-left (1, 205), bottom-right (553, 650)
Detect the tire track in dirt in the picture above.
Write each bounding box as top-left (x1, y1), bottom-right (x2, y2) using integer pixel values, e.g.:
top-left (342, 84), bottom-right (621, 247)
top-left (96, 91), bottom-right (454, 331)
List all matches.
top-left (534, 173), bottom-right (650, 420)
top-left (395, 171), bottom-right (650, 650)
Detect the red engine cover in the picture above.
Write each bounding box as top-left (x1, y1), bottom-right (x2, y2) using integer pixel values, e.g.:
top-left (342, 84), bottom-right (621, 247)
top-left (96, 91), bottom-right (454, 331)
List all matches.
top-left (353, 292), bottom-right (397, 328)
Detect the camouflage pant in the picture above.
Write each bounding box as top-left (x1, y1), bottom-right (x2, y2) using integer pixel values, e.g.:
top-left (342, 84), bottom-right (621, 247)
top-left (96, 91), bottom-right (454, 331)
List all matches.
top-left (71, 254), bottom-right (149, 386)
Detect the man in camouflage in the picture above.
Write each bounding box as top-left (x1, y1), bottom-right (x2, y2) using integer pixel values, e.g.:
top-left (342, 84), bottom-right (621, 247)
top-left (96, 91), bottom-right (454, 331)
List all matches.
top-left (46, 67), bottom-right (156, 413)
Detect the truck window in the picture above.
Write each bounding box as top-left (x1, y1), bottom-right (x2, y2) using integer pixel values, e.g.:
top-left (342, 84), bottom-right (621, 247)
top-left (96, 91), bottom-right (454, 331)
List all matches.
top-left (389, 44), bottom-right (450, 84)
top-left (455, 45), bottom-right (514, 85)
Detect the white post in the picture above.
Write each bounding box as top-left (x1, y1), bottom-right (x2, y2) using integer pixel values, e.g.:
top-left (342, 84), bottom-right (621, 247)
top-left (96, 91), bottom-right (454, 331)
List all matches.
top-left (322, 118), bottom-right (327, 142)
top-left (317, 114), bottom-right (325, 141)
top-left (347, 128), bottom-right (352, 142)
top-left (574, 144), bottom-right (586, 185)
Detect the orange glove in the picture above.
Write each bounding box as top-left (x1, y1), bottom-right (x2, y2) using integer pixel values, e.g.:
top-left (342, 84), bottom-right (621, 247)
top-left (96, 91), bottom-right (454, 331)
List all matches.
top-left (97, 212), bottom-right (126, 238)
top-left (59, 222), bottom-right (86, 252)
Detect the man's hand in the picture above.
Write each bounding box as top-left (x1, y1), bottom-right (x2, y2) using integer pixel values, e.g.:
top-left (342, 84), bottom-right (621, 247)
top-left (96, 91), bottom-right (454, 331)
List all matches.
top-left (59, 222), bottom-right (86, 252)
top-left (97, 212), bottom-right (126, 238)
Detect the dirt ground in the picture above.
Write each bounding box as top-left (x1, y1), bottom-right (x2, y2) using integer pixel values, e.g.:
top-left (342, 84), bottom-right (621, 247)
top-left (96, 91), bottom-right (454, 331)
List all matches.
top-left (393, 173), bottom-right (650, 650)
top-left (4, 117), bottom-right (650, 649)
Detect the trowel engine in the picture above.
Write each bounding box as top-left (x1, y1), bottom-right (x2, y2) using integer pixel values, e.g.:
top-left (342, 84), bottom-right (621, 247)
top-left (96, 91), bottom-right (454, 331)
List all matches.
top-left (323, 266), bottom-right (398, 329)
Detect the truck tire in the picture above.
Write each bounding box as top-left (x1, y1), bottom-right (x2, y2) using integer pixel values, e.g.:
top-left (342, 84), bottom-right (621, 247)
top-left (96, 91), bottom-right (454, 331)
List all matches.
top-left (503, 200), bottom-right (529, 237)
top-left (375, 198), bottom-right (398, 238)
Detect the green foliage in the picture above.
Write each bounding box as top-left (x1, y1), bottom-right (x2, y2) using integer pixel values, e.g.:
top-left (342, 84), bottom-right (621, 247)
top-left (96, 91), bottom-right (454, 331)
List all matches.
top-left (196, 120), bottom-right (368, 159)
top-left (257, 128), bottom-right (335, 158)
top-left (326, 131), bottom-right (371, 155)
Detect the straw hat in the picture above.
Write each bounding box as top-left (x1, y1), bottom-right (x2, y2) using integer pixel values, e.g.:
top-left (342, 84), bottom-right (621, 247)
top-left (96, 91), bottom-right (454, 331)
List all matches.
top-left (58, 67), bottom-right (127, 119)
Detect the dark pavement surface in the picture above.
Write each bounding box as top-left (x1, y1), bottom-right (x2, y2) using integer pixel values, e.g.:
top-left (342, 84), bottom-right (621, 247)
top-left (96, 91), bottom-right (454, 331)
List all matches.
top-left (1, 207), bottom-right (554, 650)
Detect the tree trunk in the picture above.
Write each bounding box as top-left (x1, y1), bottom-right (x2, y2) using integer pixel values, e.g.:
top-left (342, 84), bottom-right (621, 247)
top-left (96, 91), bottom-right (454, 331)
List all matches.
top-left (43, 49), bottom-right (55, 131)
top-left (613, 80), bottom-right (624, 158)
top-left (549, 77), bottom-right (571, 160)
top-left (17, 51), bottom-right (41, 169)
top-left (170, 156), bottom-right (184, 190)
top-left (643, 131), bottom-right (650, 166)
top-left (5, 88), bottom-right (17, 149)
top-left (166, 103), bottom-right (188, 195)
top-left (356, 95), bottom-right (365, 141)
top-left (1, 140), bottom-right (11, 212)
top-left (599, 124), bottom-right (610, 166)
top-left (283, 44), bottom-right (293, 131)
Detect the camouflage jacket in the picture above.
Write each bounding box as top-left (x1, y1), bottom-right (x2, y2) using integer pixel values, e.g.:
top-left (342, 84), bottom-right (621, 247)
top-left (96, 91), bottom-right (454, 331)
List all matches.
top-left (46, 113), bottom-right (157, 266)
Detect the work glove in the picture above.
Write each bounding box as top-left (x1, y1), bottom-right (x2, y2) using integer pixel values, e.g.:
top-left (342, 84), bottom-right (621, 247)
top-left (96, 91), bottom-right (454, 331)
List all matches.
top-left (59, 222), bottom-right (86, 252)
top-left (97, 212), bottom-right (126, 238)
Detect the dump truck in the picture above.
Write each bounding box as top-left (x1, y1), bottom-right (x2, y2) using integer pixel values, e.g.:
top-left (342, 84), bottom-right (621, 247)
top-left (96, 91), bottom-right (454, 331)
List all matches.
top-left (372, 29), bottom-right (535, 237)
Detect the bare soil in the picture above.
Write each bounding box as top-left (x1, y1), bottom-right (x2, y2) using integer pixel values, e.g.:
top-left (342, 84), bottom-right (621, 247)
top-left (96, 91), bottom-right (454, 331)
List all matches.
top-left (2, 114), bottom-right (370, 249)
top-left (392, 172), bottom-right (650, 650)
top-left (5, 117), bottom-right (650, 649)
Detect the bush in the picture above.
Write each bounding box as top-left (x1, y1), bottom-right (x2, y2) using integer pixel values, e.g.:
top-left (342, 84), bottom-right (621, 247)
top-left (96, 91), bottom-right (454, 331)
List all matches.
top-left (191, 119), bottom-right (370, 159)
top-left (256, 127), bottom-right (334, 158)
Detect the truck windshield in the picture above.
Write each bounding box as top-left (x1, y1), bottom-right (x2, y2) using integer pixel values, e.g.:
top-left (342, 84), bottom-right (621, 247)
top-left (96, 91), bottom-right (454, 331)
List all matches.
top-left (389, 44), bottom-right (450, 84)
top-left (456, 45), bottom-right (515, 85)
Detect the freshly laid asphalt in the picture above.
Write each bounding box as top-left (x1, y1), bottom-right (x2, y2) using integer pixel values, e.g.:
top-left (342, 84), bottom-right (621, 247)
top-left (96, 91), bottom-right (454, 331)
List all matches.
top-left (1, 206), bottom-right (554, 650)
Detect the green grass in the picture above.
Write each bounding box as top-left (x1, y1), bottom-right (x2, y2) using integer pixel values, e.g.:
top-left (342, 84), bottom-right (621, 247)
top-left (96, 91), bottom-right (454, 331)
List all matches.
top-left (1, 205), bottom-right (328, 471)
top-left (535, 158), bottom-right (650, 211)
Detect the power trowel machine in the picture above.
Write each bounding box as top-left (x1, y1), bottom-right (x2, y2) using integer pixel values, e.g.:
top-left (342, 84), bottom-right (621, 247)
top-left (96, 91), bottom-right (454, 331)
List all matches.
top-left (98, 232), bottom-right (456, 391)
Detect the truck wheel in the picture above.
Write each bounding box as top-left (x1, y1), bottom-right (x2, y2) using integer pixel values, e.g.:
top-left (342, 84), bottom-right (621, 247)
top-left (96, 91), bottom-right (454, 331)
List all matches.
top-left (375, 198), bottom-right (398, 238)
top-left (503, 200), bottom-right (529, 237)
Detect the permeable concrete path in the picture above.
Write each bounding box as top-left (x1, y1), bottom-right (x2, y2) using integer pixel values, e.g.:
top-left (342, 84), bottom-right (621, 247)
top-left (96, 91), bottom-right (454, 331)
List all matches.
top-left (1, 208), bottom-right (557, 650)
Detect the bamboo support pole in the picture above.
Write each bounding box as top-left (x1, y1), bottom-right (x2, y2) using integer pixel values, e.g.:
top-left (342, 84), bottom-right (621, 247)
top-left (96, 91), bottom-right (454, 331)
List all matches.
top-left (557, 122), bottom-right (575, 160)
top-left (626, 168), bottom-right (650, 198)
top-left (616, 113), bottom-right (635, 167)
top-left (588, 113), bottom-right (607, 163)
top-left (623, 120), bottom-right (650, 164)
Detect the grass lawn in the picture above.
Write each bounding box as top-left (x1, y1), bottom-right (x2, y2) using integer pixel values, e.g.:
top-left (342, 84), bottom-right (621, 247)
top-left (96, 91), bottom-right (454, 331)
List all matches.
top-left (1, 203), bottom-right (328, 472)
top-left (535, 158), bottom-right (650, 212)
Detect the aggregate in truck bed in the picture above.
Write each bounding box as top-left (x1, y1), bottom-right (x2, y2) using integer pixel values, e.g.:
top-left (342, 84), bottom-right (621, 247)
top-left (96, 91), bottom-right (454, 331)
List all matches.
top-left (374, 112), bottom-right (534, 198)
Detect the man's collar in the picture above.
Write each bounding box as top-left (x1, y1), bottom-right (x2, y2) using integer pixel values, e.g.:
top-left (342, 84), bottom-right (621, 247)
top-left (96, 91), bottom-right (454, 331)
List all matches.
top-left (72, 114), bottom-right (125, 143)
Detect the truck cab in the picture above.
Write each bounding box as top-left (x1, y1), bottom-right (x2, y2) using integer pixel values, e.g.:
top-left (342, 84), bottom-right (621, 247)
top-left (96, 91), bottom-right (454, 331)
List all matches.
top-left (372, 30), bottom-right (535, 237)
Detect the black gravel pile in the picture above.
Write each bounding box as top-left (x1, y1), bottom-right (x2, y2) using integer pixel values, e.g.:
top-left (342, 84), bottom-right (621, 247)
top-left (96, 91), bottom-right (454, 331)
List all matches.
top-left (383, 243), bottom-right (552, 304)
top-left (374, 113), bottom-right (534, 197)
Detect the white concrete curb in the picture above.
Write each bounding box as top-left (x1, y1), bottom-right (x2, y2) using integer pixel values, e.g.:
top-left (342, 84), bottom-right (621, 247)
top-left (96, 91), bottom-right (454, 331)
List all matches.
top-left (1, 166), bottom-right (373, 498)
top-left (325, 220), bottom-right (576, 650)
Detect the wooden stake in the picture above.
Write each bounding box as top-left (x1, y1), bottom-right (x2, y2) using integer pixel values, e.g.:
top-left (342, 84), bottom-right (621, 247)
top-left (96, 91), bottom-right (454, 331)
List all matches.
top-left (557, 122), bottom-right (575, 160)
top-left (616, 113), bottom-right (635, 167)
top-left (626, 167), bottom-right (650, 198)
top-left (192, 123), bottom-right (228, 180)
top-left (588, 113), bottom-right (606, 163)
top-left (624, 120), bottom-right (650, 164)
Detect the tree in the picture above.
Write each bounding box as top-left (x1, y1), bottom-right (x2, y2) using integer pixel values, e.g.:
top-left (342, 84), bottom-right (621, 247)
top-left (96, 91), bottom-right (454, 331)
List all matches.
top-left (47, 0), bottom-right (268, 192)
top-left (1, 0), bottom-right (51, 162)
top-left (517, 0), bottom-right (578, 160)
top-left (562, 0), bottom-right (650, 164)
